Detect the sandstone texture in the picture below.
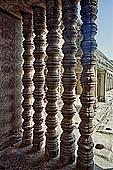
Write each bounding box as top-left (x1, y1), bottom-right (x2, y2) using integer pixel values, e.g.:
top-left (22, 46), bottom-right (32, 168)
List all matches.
top-left (0, 90), bottom-right (113, 170)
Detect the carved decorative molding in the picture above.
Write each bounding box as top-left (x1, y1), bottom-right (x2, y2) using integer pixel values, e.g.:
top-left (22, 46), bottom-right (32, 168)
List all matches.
top-left (0, 8), bottom-right (23, 145)
top-left (60, 0), bottom-right (77, 164)
top-left (22, 12), bottom-right (33, 146)
top-left (0, 0), bottom-right (46, 19)
top-left (45, 0), bottom-right (60, 158)
top-left (76, 0), bottom-right (98, 169)
top-left (0, 0), bottom-right (25, 11)
top-left (32, 6), bottom-right (46, 151)
top-left (0, 0), bottom-right (63, 19)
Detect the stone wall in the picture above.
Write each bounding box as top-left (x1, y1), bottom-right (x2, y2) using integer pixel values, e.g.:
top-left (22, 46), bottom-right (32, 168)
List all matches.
top-left (0, 8), bottom-right (23, 150)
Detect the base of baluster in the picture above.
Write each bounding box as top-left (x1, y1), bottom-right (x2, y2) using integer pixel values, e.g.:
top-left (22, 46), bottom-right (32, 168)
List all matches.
top-left (22, 138), bottom-right (32, 147)
top-left (32, 141), bottom-right (44, 152)
top-left (45, 131), bottom-right (59, 158)
top-left (22, 130), bottom-right (32, 146)
top-left (45, 147), bottom-right (59, 159)
top-left (60, 133), bottom-right (76, 165)
top-left (60, 146), bottom-right (75, 165)
top-left (75, 159), bottom-right (94, 170)
top-left (32, 131), bottom-right (44, 152)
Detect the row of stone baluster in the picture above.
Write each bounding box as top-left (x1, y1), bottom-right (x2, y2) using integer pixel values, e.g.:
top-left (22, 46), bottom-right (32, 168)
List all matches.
top-left (21, 0), bottom-right (98, 170)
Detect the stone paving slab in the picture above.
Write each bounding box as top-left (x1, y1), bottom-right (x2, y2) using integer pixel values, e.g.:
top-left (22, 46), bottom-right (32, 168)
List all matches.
top-left (0, 144), bottom-right (108, 170)
top-left (0, 90), bottom-right (113, 170)
top-left (93, 90), bottom-right (113, 169)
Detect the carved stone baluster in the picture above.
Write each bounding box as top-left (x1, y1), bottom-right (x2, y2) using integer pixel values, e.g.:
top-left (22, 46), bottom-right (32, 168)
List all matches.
top-left (22, 12), bottom-right (33, 146)
top-left (60, 0), bottom-right (77, 164)
top-left (45, 0), bottom-right (60, 158)
top-left (76, 0), bottom-right (98, 169)
top-left (32, 6), bottom-right (46, 151)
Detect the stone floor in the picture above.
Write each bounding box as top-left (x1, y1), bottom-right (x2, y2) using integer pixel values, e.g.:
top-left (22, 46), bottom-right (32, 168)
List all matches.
top-left (74, 90), bottom-right (113, 170)
top-left (93, 90), bottom-right (113, 169)
top-left (73, 90), bottom-right (113, 169)
top-left (0, 90), bottom-right (113, 170)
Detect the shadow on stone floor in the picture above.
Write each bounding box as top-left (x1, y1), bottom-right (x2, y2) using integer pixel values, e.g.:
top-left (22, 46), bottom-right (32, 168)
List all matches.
top-left (95, 164), bottom-right (113, 170)
top-left (0, 143), bottom-right (113, 170)
top-left (95, 164), bottom-right (103, 170)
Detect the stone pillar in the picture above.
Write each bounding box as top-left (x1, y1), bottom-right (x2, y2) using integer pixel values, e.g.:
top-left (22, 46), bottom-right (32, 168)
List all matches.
top-left (22, 12), bottom-right (33, 146)
top-left (105, 71), bottom-right (107, 99)
top-left (106, 73), bottom-right (108, 91)
top-left (97, 72), bottom-right (101, 100)
top-left (111, 75), bottom-right (112, 90)
top-left (94, 66), bottom-right (98, 110)
top-left (76, 0), bottom-right (98, 169)
top-left (32, 6), bottom-right (46, 151)
top-left (45, 0), bottom-right (60, 158)
top-left (75, 20), bottom-right (83, 96)
top-left (76, 60), bottom-right (82, 107)
top-left (98, 71), bottom-right (106, 102)
top-left (108, 74), bottom-right (110, 90)
top-left (107, 74), bottom-right (109, 90)
top-left (110, 74), bottom-right (112, 90)
top-left (76, 71), bottom-right (82, 95)
top-left (60, 0), bottom-right (77, 164)
top-left (109, 74), bottom-right (111, 90)
top-left (95, 68), bottom-right (98, 101)
top-left (112, 75), bottom-right (113, 89)
top-left (107, 73), bottom-right (109, 91)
